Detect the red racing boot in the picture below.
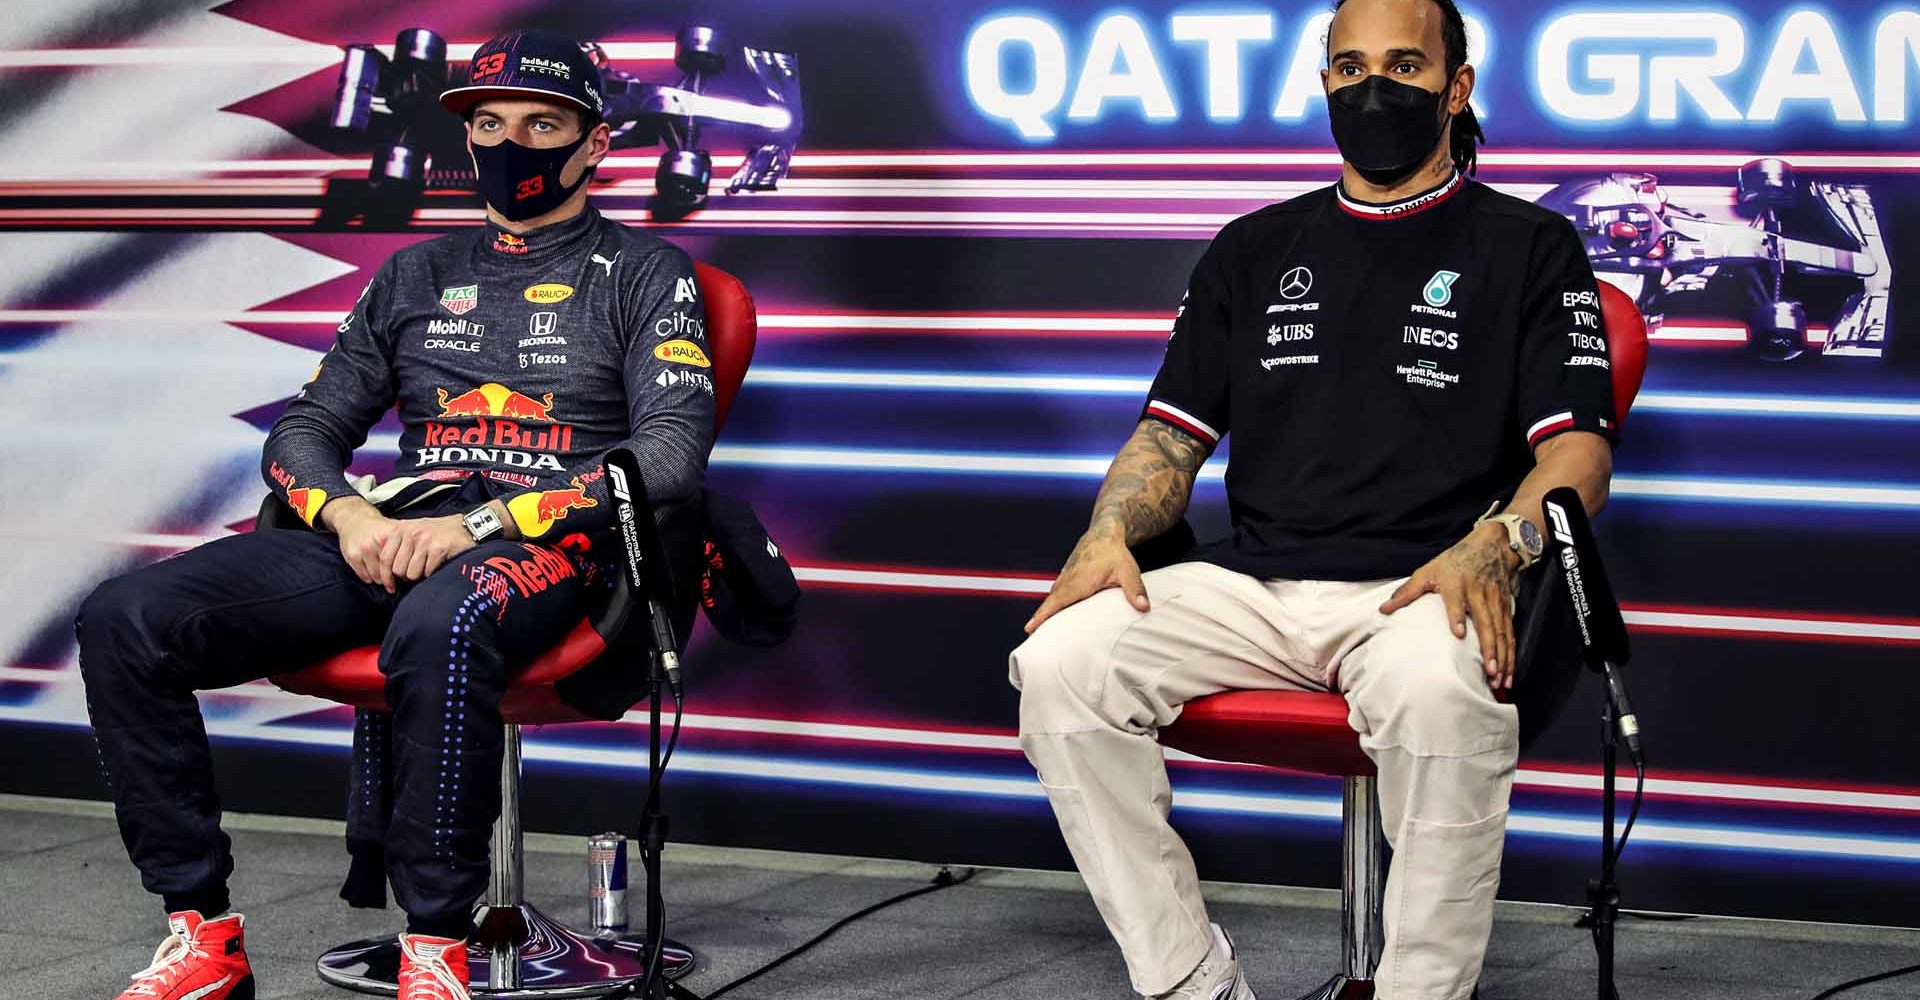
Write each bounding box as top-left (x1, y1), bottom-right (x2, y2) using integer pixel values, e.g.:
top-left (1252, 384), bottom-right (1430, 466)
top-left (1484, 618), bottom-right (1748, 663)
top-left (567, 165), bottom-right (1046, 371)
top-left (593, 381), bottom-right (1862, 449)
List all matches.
top-left (398, 933), bottom-right (472, 1000)
top-left (114, 911), bottom-right (253, 1000)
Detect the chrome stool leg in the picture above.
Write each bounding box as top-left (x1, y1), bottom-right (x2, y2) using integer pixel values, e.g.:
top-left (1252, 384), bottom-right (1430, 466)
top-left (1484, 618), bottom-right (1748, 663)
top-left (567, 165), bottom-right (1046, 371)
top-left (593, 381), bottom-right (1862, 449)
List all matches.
top-left (315, 724), bottom-right (696, 997)
top-left (1296, 775), bottom-right (1385, 1000)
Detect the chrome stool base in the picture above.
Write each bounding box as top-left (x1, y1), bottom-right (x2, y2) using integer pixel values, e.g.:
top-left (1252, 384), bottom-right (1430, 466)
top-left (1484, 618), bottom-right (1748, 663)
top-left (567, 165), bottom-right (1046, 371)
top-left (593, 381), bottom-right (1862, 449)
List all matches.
top-left (1294, 974), bottom-right (1373, 1000)
top-left (314, 903), bottom-right (695, 998)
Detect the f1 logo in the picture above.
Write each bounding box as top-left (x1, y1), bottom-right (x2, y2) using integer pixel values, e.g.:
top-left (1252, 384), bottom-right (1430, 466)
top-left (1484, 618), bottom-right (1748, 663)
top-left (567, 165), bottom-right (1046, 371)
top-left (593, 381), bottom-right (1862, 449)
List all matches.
top-left (1545, 501), bottom-right (1576, 546)
top-left (529, 311), bottom-right (558, 336)
top-left (608, 464), bottom-right (631, 502)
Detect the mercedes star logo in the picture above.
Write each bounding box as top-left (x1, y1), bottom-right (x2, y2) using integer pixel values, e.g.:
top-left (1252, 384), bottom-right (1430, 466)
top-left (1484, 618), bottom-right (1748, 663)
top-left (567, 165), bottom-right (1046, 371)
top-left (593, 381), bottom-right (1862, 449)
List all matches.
top-left (1278, 266), bottom-right (1313, 300)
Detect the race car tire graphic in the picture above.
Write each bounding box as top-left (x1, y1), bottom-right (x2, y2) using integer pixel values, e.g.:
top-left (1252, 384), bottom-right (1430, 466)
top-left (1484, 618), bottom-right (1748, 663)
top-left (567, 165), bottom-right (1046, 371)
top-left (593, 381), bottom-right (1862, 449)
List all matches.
top-left (1738, 157), bottom-right (1797, 211)
top-left (657, 148), bottom-right (713, 210)
top-left (1753, 297), bottom-right (1809, 363)
top-left (393, 28), bottom-right (449, 83)
top-left (676, 24), bottom-right (727, 75)
top-left (373, 142), bottom-right (427, 193)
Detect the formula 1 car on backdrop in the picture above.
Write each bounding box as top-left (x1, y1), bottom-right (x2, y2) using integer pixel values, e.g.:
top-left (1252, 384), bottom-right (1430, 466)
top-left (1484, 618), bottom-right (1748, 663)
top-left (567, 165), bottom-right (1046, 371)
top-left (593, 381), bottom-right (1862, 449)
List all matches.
top-left (319, 25), bottom-right (801, 225)
top-left (1536, 159), bottom-right (1890, 362)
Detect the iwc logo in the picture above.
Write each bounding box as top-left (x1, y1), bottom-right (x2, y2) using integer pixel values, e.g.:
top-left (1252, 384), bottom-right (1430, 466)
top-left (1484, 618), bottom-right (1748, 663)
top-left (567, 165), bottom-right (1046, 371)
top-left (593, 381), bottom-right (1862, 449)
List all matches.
top-left (1278, 266), bottom-right (1314, 300)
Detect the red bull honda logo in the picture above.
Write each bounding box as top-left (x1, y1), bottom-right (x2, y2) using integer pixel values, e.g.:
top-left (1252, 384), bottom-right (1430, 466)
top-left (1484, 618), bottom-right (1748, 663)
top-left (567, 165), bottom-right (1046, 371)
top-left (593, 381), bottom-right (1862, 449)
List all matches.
top-left (420, 383), bottom-right (573, 472)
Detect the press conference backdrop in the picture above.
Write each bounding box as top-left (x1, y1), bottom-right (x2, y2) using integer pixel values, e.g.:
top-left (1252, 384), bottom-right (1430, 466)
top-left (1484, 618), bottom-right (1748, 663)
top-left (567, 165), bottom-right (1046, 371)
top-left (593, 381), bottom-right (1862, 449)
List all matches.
top-left (1, 0), bottom-right (1916, 926)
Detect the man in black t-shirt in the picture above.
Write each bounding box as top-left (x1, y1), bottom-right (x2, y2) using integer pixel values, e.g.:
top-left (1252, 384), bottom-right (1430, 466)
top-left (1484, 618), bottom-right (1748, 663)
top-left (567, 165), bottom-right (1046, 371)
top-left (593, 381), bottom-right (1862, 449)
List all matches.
top-left (1009, 2), bottom-right (1615, 998)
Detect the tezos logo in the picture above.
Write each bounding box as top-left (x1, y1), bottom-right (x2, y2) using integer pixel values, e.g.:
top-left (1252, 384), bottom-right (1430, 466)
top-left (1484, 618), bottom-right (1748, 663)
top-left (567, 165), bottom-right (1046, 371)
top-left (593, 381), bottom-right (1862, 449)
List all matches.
top-left (1423, 270), bottom-right (1461, 308)
top-left (1278, 266), bottom-right (1313, 301)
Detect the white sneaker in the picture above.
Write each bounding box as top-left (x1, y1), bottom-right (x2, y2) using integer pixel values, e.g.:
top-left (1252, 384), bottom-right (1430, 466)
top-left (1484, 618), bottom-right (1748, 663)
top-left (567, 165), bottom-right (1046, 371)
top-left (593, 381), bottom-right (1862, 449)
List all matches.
top-left (1151, 924), bottom-right (1256, 1000)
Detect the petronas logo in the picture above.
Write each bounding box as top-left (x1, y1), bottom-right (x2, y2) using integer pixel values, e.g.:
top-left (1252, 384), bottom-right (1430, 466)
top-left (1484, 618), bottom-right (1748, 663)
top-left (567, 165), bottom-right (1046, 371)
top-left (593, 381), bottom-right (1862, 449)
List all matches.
top-left (1423, 270), bottom-right (1461, 308)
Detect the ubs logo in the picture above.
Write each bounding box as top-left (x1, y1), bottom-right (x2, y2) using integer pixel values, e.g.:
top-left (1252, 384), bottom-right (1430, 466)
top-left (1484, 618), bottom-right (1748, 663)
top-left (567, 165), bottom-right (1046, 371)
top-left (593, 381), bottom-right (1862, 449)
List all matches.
top-left (1278, 266), bottom-right (1313, 301)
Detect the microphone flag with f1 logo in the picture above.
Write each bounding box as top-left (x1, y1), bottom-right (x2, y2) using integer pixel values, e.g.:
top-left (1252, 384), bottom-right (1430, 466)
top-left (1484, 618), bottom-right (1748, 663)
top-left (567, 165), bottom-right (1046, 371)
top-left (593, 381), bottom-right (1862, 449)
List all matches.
top-left (1542, 486), bottom-right (1630, 670)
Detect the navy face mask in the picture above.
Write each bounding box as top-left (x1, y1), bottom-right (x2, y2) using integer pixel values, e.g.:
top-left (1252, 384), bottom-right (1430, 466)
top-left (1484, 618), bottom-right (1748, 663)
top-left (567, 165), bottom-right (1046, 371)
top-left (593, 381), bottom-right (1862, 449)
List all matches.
top-left (1326, 74), bottom-right (1452, 187)
top-left (470, 132), bottom-right (590, 221)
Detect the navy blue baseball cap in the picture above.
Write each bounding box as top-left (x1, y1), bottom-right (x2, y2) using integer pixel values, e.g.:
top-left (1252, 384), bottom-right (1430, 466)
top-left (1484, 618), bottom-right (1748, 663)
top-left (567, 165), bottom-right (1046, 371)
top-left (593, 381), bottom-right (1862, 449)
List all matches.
top-left (439, 29), bottom-right (606, 119)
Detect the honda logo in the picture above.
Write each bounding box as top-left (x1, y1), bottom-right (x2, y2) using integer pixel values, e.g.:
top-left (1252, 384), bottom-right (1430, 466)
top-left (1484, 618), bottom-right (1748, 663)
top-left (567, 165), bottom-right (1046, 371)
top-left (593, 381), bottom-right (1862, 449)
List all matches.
top-left (529, 311), bottom-right (558, 337)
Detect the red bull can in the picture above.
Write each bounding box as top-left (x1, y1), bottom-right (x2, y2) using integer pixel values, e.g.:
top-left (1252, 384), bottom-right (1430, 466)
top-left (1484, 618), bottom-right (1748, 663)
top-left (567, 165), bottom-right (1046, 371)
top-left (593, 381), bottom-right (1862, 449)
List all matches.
top-left (588, 833), bottom-right (629, 934)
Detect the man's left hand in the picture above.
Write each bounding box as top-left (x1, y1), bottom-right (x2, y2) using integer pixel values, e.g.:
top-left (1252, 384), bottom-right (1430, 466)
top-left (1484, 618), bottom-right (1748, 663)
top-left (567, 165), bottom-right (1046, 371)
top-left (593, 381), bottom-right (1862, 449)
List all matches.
top-left (381, 515), bottom-right (478, 585)
top-left (1379, 522), bottom-right (1523, 691)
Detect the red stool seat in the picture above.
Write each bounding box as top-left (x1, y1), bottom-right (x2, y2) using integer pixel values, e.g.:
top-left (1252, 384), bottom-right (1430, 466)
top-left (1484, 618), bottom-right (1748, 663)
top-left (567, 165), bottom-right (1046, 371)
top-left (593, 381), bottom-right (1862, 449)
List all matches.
top-left (1162, 691), bottom-right (1374, 776)
top-left (272, 617), bottom-right (607, 725)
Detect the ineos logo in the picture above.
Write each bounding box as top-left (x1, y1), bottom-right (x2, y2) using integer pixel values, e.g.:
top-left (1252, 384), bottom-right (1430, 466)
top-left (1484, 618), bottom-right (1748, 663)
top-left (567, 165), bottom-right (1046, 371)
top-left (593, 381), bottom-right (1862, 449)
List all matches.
top-left (1278, 266), bottom-right (1313, 301)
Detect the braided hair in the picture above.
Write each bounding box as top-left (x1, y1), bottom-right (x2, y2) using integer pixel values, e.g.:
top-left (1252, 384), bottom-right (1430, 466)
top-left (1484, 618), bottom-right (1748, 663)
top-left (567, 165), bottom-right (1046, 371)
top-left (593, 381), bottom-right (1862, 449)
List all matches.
top-left (1331, 0), bottom-right (1485, 176)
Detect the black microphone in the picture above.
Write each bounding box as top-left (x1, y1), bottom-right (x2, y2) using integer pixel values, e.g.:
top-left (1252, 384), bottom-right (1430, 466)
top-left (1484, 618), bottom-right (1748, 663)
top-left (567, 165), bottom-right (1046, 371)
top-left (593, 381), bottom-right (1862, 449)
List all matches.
top-left (1541, 486), bottom-right (1641, 764)
top-left (604, 448), bottom-right (682, 693)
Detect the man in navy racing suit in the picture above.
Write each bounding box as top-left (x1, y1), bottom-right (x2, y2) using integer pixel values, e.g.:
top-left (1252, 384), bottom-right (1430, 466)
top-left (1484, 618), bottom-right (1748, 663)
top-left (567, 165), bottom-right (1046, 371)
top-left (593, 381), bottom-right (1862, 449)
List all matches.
top-left (76, 30), bottom-right (711, 1000)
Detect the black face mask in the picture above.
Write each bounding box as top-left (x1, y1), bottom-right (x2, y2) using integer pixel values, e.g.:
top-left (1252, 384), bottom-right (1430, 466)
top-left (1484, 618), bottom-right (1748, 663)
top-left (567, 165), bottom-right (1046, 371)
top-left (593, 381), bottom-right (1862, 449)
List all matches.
top-left (470, 132), bottom-right (590, 221)
top-left (1327, 75), bottom-right (1451, 187)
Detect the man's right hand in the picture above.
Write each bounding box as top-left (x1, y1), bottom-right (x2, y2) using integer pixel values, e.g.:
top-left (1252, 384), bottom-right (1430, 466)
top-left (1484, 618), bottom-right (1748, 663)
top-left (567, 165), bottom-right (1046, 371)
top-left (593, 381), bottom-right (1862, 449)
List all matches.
top-left (1023, 525), bottom-right (1149, 635)
top-left (319, 497), bottom-right (402, 593)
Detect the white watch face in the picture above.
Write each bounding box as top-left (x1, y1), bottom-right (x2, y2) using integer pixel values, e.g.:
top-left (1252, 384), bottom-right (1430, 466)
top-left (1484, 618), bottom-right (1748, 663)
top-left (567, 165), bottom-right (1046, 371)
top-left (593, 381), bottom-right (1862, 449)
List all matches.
top-left (465, 507), bottom-right (501, 540)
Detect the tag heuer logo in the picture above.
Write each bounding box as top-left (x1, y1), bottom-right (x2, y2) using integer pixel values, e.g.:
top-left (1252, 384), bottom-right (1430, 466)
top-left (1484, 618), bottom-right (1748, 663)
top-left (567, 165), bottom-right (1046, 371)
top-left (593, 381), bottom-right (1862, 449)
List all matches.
top-left (440, 285), bottom-right (479, 315)
top-left (1423, 270), bottom-right (1461, 308)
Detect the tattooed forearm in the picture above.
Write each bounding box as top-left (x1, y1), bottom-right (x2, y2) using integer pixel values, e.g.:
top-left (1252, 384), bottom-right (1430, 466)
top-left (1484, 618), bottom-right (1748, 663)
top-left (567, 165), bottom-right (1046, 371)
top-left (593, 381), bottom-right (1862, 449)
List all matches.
top-left (1087, 419), bottom-right (1210, 545)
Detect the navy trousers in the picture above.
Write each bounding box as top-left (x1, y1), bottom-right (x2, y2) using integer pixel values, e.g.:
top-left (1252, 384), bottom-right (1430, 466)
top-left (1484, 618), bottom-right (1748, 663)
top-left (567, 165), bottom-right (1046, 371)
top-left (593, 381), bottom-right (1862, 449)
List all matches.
top-left (76, 492), bottom-right (609, 938)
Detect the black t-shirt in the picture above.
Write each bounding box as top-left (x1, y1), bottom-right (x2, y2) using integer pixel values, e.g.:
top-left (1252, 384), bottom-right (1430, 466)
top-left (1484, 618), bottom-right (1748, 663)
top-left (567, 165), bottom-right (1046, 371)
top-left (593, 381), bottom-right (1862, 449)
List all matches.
top-left (1146, 173), bottom-right (1616, 582)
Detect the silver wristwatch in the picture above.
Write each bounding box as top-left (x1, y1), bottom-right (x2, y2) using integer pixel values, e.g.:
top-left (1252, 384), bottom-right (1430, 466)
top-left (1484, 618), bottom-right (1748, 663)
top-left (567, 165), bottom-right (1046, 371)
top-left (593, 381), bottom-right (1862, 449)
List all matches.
top-left (463, 504), bottom-right (505, 544)
top-left (1482, 512), bottom-right (1544, 569)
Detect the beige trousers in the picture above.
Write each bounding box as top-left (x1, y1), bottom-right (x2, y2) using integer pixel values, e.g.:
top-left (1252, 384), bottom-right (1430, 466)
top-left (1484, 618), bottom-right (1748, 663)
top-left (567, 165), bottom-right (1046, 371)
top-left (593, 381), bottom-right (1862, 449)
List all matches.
top-left (1009, 561), bottom-right (1518, 1000)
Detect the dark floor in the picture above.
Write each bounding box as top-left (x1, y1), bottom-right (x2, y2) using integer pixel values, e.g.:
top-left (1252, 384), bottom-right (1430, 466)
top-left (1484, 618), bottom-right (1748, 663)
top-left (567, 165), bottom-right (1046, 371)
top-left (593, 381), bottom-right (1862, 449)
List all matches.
top-left (3, 795), bottom-right (1915, 1000)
